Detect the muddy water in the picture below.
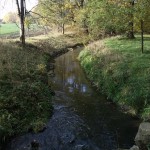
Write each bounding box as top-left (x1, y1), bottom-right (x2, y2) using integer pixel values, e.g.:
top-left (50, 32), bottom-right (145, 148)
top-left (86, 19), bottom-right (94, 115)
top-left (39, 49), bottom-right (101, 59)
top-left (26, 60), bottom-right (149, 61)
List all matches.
top-left (6, 48), bottom-right (140, 150)
top-left (52, 48), bottom-right (140, 149)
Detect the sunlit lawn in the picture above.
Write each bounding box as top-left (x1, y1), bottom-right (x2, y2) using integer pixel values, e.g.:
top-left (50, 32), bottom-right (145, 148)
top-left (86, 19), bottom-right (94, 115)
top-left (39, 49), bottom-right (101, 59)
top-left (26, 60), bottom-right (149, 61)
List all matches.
top-left (0, 23), bottom-right (19, 35)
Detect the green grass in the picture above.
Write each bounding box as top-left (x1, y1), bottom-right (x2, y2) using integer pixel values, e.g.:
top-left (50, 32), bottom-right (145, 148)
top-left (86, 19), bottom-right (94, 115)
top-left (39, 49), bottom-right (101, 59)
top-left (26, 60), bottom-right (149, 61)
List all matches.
top-left (0, 40), bottom-right (54, 147)
top-left (0, 23), bottom-right (42, 36)
top-left (0, 23), bottom-right (19, 35)
top-left (79, 35), bottom-right (150, 120)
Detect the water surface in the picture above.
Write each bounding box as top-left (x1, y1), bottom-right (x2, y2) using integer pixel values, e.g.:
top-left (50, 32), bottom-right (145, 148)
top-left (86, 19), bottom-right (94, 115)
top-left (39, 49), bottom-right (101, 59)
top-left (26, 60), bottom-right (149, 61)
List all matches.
top-left (52, 48), bottom-right (140, 149)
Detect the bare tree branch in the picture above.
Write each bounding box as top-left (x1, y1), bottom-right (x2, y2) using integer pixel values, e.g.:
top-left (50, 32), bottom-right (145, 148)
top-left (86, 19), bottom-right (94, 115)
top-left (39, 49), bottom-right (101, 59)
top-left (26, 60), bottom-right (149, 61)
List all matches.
top-left (16, 0), bottom-right (21, 16)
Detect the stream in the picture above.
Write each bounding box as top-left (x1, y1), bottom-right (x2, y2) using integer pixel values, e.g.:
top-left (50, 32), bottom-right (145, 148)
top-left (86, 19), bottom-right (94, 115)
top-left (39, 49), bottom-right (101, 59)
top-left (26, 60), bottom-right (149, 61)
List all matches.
top-left (7, 48), bottom-right (140, 150)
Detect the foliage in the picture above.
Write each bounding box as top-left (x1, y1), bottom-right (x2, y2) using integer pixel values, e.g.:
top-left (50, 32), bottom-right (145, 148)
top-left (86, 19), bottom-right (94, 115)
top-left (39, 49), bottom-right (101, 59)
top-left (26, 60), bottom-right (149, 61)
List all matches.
top-left (3, 12), bottom-right (18, 23)
top-left (79, 35), bottom-right (150, 120)
top-left (36, 0), bottom-right (74, 29)
top-left (25, 16), bottom-right (32, 29)
top-left (134, 0), bottom-right (150, 21)
top-left (72, 0), bottom-right (150, 38)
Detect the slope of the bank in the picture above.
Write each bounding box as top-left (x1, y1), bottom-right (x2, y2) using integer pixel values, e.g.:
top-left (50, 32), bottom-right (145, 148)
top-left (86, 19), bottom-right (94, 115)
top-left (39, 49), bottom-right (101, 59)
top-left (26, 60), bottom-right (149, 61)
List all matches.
top-left (0, 33), bottom-right (84, 148)
top-left (0, 40), bottom-right (55, 148)
top-left (79, 36), bottom-right (150, 120)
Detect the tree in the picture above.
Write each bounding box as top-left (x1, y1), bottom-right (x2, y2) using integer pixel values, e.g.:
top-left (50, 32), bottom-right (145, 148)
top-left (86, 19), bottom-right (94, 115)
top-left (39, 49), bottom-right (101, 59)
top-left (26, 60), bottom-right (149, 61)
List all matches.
top-left (37, 0), bottom-right (76, 34)
top-left (76, 0), bottom-right (126, 38)
top-left (3, 12), bottom-right (18, 23)
top-left (135, 0), bottom-right (150, 53)
top-left (126, 0), bottom-right (135, 39)
top-left (16, 0), bottom-right (26, 45)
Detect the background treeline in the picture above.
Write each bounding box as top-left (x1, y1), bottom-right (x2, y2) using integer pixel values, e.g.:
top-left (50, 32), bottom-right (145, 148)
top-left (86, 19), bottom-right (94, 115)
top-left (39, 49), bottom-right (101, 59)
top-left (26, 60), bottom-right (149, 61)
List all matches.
top-left (35, 0), bottom-right (150, 38)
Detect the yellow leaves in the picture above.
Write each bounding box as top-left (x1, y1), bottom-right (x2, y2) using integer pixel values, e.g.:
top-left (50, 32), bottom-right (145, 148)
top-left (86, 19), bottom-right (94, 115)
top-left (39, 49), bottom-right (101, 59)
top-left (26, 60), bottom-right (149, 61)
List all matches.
top-left (37, 64), bottom-right (46, 73)
top-left (65, 3), bottom-right (72, 9)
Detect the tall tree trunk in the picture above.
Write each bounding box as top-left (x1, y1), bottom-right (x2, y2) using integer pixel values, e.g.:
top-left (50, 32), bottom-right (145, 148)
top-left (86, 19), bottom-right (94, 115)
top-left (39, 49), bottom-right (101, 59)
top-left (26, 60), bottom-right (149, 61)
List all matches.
top-left (20, 0), bottom-right (25, 45)
top-left (127, 1), bottom-right (135, 39)
top-left (141, 20), bottom-right (144, 53)
top-left (127, 21), bottom-right (135, 39)
top-left (80, 0), bottom-right (84, 8)
top-left (16, 0), bottom-right (26, 45)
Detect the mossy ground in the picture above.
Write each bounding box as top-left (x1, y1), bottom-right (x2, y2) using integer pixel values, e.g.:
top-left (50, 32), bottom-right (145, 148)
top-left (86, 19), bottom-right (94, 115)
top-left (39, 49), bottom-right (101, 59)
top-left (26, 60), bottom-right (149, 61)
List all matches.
top-left (79, 35), bottom-right (150, 120)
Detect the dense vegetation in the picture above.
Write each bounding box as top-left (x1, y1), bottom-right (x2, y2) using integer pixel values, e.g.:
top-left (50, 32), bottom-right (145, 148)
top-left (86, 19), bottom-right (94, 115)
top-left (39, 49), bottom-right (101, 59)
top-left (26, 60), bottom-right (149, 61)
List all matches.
top-left (0, 40), bottom-right (53, 146)
top-left (79, 35), bottom-right (150, 120)
top-left (36, 0), bottom-right (150, 38)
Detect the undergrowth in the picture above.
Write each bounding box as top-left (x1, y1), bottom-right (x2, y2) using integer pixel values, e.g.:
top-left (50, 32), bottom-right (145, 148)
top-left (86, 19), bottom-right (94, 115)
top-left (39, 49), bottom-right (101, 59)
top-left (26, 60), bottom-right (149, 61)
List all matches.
top-left (79, 35), bottom-right (150, 120)
top-left (0, 40), bottom-right (53, 147)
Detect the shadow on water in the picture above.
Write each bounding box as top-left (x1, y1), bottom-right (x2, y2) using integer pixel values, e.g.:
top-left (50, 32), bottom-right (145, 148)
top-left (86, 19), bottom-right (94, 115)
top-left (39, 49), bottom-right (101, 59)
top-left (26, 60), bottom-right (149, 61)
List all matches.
top-left (52, 48), bottom-right (141, 149)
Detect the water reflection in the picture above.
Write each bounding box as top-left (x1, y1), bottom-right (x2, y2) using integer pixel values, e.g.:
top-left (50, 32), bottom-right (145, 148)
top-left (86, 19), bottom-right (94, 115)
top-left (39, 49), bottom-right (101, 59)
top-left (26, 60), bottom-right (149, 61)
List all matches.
top-left (53, 49), bottom-right (90, 94)
top-left (52, 49), bottom-right (140, 149)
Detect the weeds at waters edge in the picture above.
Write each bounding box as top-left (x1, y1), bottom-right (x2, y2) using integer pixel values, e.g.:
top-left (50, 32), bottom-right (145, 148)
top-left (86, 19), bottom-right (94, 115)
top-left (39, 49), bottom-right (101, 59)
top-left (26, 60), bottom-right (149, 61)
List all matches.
top-left (0, 41), bottom-right (53, 147)
top-left (79, 35), bottom-right (150, 120)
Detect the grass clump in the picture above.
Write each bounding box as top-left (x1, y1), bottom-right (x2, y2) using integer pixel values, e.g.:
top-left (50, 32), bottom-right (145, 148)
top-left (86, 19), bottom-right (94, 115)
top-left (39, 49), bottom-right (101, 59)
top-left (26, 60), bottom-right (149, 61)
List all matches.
top-left (0, 40), bottom-right (53, 146)
top-left (79, 35), bottom-right (150, 120)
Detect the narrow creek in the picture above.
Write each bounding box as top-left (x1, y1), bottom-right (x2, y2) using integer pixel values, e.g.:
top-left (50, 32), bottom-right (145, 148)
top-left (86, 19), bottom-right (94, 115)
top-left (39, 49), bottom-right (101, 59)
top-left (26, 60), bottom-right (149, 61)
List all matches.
top-left (51, 48), bottom-right (140, 149)
top-left (7, 48), bottom-right (140, 150)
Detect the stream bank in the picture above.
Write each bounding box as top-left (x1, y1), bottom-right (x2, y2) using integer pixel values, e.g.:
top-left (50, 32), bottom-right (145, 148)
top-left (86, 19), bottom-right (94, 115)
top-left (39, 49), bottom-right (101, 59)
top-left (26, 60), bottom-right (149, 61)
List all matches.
top-left (6, 47), bottom-right (140, 150)
top-left (0, 34), bottom-right (84, 150)
top-left (78, 38), bottom-right (150, 120)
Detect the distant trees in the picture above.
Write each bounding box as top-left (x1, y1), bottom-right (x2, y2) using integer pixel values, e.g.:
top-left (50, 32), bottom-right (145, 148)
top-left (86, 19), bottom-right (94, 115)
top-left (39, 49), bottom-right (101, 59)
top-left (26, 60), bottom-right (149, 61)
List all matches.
top-left (36, 0), bottom-right (76, 34)
top-left (3, 12), bottom-right (18, 23)
top-left (72, 0), bottom-right (150, 40)
top-left (80, 0), bottom-right (136, 38)
top-left (13, 0), bottom-right (150, 47)
top-left (134, 0), bottom-right (150, 53)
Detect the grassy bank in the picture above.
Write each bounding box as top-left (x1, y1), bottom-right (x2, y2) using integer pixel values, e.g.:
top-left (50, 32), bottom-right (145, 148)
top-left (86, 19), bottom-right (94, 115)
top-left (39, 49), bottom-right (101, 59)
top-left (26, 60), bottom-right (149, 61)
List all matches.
top-left (0, 40), bottom-right (54, 147)
top-left (79, 35), bottom-right (150, 120)
top-left (0, 32), bottom-right (84, 147)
